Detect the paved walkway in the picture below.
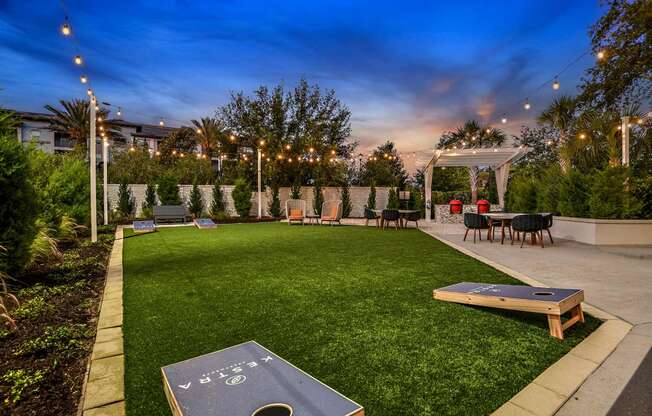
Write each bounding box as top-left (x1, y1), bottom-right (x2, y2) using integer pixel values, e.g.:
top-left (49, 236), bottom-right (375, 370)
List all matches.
top-left (421, 223), bottom-right (652, 416)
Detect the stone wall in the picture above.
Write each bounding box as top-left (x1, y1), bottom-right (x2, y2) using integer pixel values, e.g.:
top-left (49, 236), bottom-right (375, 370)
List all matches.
top-left (434, 204), bottom-right (502, 224)
top-left (107, 184), bottom-right (392, 218)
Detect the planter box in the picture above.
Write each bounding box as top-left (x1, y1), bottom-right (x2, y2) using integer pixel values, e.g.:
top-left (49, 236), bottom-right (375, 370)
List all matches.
top-left (551, 216), bottom-right (652, 246)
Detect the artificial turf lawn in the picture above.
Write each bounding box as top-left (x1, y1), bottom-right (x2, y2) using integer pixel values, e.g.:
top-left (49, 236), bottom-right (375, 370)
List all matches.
top-left (122, 223), bottom-right (599, 416)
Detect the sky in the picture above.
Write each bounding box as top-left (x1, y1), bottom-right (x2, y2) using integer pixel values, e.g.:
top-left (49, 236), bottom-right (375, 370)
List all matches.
top-left (0, 0), bottom-right (603, 171)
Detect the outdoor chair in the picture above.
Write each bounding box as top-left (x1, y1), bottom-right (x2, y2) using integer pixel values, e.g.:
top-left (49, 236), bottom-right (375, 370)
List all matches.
top-left (285, 199), bottom-right (306, 225)
top-left (320, 200), bottom-right (343, 225)
top-left (511, 214), bottom-right (545, 248)
top-left (364, 207), bottom-right (380, 227)
top-left (382, 209), bottom-right (400, 230)
top-left (463, 213), bottom-right (489, 243)
top-left (540, 212), bottom-right (556, 244)
top-left (403, 211), bottom-right (421, 229)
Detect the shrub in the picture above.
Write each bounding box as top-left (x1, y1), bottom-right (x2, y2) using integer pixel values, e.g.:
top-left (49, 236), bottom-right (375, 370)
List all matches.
top-left (340, 183), bottom-right (352, 218)
top-left (188, 183), bottom-right (204, 218)
top-left (507, 177), bottom-right (537, 213)
top-left (12, 296), bottom-right (52, 320)
top-left (536, 165), bottom-right (561, 213)
top-left (589, 167), bottom-right (641, 219)
top-left (387, 188), bottom-right (400, 209)
top-left (558, 169), bottom-right (591, 217)
top-left (117, 181), bottom-right (135, 219)
top-left (0, 135), bottom-right (39, 273)
top-left (141, 183), bottom-right (157, 218)
top-left (290, 180), bottom-right (302, 199)
top-left (157, 173), bottom-right (181, 205)
top-left (232, 179), bottom-right (252, 217)
top-left (367, 184), bottom-right (376, 209)
top-left (268, 184), bottom-right (281, 218)
top-left (632, 175), bottom-right (652, 219)
top-left (42, 154), bottom-right (90, 227)
top-left (1, 368), bottom-right (48, 404)
top-left (14, 324), bottom-right (92, 357)
top-left (210, 182), bottom-right (226, 216)
top-left (313, 182), bottom-right (324, 215)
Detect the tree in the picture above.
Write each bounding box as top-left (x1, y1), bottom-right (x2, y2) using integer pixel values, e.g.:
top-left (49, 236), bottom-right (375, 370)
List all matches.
top-left (191, 117), bottom-right (225, 157)
top-left (312, 182), bottom-right (324, 215)
top-left (108, 145), bottom-right (161, 183)
top-left (210, 182), bottom-right (226, 216)
top-left (157, 173), bottom-right (181, 205)
top-left (577, 0), bottom-right (652, 109)
top-left (340, 182), bottom-right (352, 218)
top-left (268, 184), bottom-right (281, 218)
top-left (218, 78), bottom-right (354, 186)
top-left (512, 125), bottom-right (560, 166)
top-left (0, 131), bottom-right (38, 273)
top-left (360, 141), bottom-right (408, 187)
top-left (141, 183), bottom-right (157, 218)
top-left (290, 179), bottom-right (302, 199)
top-left (367, 183), bottom-right (376, 209)
top-left (44, 99), bottom-right (119, 151)
top-left (158, 128), bottom-right (198, 163)
top-left (537, 96), bottom-right (577, 173)
top-left (188, 183), bottom-right (204, 218)
top-left (232, 179), bottom-right (252, 217)
top-left (117, 181), bottom-right (135, 219)
top-left (387, 188), bottom-right (400, 209)
top-left (437, 120), bottom-right (506, 149)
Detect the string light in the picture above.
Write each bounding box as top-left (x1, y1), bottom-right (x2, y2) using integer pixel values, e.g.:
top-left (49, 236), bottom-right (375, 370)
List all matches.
top-left (80, 75), bottom-right (88, 84)
top-left (172, 150), bottom-right (177, 155)
top-left (74, 55), bottom-right (82, 65)
top-left (97, 116), bottom-right (103, 122)
top-left (579, 133), bottom-right (586, 139)
top-left (501, 115), bottom-right (507, 124)
top-left (331, 150), bottom-right (336, 155)
top-left (155, 151), bottom-right (161, 156)
top-left (259, 139), bottom-right (265, 146)
top-left (116, 107), bottom-right (122, 117)
top-left (597, 50), bottom-right (605, 60)
top-left (196, 128), bottom-right (202, 134)
top-left (285, 144), bottom-right (291, 150)
top-left (61, 22), bottom-right (71, 36)
top-left (309, 147), bottom-right (314, 153)
top-left (180, 152), bottom-right (185, 158)
top-left (552, 77), bottom-right (560, 90)
top-left (159, 118), bottom-right (165, 126)
top-left (229, 134), bottom-right (236, 142)
top-left (86, 88), bottom-right (93, 96)
top-left (288, 158), bottom-right (293, 162)
top-left (485, 128), bottom-right (491, 134)
top-left (129, 146), bottom-right (135, 152)
top-left (524, 99), bottom-right (531, 110)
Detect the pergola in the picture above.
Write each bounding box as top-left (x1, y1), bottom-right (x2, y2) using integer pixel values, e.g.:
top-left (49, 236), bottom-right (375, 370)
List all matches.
top-left (423, 147), bottom-right (530, 221)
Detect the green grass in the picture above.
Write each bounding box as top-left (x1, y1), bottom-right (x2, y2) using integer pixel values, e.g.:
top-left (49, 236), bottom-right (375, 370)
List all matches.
top-left (123, 223), bottom-right (598, 415)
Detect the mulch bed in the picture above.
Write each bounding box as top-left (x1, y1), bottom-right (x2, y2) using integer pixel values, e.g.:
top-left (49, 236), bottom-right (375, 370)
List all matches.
top-left (0, 227), bottom-right (115, 416)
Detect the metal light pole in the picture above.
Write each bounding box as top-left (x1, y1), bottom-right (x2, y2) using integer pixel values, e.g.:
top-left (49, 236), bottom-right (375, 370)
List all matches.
top-left (257, 147), bottom-right (262, 219)
top-left (621, 116), bottom-right (630, 166)
top-left (103, 139), bottom-right (108, 225)
top-left (90, 96), bottom-right (98, 242)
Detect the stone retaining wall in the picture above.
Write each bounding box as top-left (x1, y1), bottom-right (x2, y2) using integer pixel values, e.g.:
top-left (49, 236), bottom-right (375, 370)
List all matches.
top-left (434, 204), bottom-right (502, 224)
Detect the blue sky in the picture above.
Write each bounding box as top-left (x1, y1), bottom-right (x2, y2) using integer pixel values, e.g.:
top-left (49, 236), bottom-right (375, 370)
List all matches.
top-left (0, 0), bottom-right (603, 165)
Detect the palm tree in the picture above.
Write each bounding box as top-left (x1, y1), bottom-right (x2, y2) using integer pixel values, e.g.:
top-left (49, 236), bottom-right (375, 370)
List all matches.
top-left (191, 117), bottom-right (225, 157)
top-left (44, 99), bottom-right (120, 151)
top-left (537, 96), bottom-right (577, 172)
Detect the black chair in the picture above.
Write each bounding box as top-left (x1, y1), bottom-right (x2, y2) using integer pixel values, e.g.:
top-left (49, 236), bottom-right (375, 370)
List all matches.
top-left (511, 214), bottom-right (545, 248)
top-left (463, 213), bottom-right (489, 243)
top-left (382, 209), bottom-right (400, 230)
top-left (540, 213), bottom-right (556, 244)
top-left (364, 207), bottom-right (380, 228)
top-left (404, 211), bottom-right (421, 229)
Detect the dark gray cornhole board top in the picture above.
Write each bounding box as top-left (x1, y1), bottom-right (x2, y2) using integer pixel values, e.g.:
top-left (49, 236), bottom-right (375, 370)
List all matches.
top-left (194, 218), bottom-right (217, 229)
top-left (436, 282), bottom-right (581, 303)
top-left (133, 220), bottom-right (155, 233)
top-left (161, 341), bottom-right (364, 416)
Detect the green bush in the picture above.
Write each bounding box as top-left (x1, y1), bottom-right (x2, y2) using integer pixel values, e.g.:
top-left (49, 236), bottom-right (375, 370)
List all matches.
top-left (367, 184), bottom-right (376, 209)
top-left (558, 169), bottom-right (591, 217)
top-left (188, 184), bottom-right (204, 218)
top-left (589, 167), bottom-right (641, 219)
top-left (268, 184), bottom-right (281, 217)
top-left (1, 368), bottom-right (48, 404)
top-left (14, 324), bottom-right (92, 357)
top-left (141, 183), bottom-right (157, 218)
top-left (157, 173), bottom-right (181, 205)
top-left (536, 165), bottom-right (562, 213)
top-left (0, 135), bottom-right (39, 273)
top-left (232, 179), bottom-right (252, 217)
top-left (506, 177), bottom-right (538, 213)
top-left (387, 188), bottom-right (400, 209)
top-left (117, 181), bottom-right (135, 219)
top-left (340, 183), bottom-right (352, 218)
top-left (290, 179), bottom-right (302, 199)
top-left (632, 175), bottom-right (652, 219)
top-left (313, 182), bottom-right (324, 215)
top-left (210, 182), bottom-right (226, 216)
top-left (43, 154), bottom-right (90, 227)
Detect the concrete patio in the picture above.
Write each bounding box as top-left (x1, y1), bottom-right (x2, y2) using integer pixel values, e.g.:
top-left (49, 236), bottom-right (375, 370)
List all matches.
top-left (420, 223), bottom-right (652, 416)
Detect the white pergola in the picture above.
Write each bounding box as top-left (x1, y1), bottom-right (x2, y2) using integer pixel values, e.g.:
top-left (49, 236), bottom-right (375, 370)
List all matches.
top-left (424, 147), bottom-right (530, 221)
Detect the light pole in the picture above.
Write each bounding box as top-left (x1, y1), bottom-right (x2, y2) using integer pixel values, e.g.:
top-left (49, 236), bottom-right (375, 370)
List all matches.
top-left (257, 145), bottom-right (262, 219)
top-left (103, 138), bottom-right (108, 225)
top-left (90, 96), bottom-right (97, 242)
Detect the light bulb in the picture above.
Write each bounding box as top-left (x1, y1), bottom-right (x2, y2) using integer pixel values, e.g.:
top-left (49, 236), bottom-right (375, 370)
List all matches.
top-left (597, 50), bottom-right (605, 60)
top-left (155, 151), bottom-right (161, 156)
top-left (87, 88), bottom-right (93, 96)
top-left (288, 158), bottom-right (293, 162)
top-left (129, 146), bottom-right (135, 152)
top-left (172, 150), bottom-right (177, 155)
top-left (331, 150), bottom-right (336, 155)
top-left (61, 22), bottom-right (71, 36)
top-left (552, 78), bottom-right (560, 90)
top-left (230, 134), bottom-right (235, 141)
top-left (285, 144), bottom-right (291, 150)
top-left (501, 116), bottom-right (507, 124)
top-left (196, 128), bottom-right (202, 134)
top-left (159, 119), bottom-right (164, 126)
top-left (309, 147), bottom-right (314, 153)
top-left (97, 116), bottom-right (102, 122)
top-left (524, 99), bottom-right (531, 110)
top-left (74, 55), bottom-right (82, 65)
top-left (579, 133), bottom-right (586, 139)
top-left (117, 107), bottom-right (122, 117)
top-left (259, 139), bottom-right (265, 146)
top-left (80, 75), bottom-right (88, 84)
top-left (485, 128), bottom-right (491, 134)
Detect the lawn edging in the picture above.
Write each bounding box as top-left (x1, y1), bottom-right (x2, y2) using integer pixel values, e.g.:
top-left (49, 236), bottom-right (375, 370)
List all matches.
top-left (420, 229), bottom-right (632, 416)
top-left (79, 225), bottom-right (126, 416)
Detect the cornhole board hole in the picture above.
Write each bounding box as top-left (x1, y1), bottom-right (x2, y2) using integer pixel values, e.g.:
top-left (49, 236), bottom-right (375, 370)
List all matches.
top-left (133, 220), bottom-right (155, 234)
top-left (161, 341), bottom-right (364, 416)
top-left (194, 218), bottom-right (217, 229)
top-left (433, 282), bottom-right (584, 340)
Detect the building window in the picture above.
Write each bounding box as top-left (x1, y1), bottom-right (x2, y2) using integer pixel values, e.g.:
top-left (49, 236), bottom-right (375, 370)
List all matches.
top-left (30, 130), bottom-right (41, 142)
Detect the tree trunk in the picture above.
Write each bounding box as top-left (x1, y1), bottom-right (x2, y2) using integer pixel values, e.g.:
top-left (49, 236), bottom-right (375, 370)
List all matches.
top-left (469, 166), bottom-right (479, 203)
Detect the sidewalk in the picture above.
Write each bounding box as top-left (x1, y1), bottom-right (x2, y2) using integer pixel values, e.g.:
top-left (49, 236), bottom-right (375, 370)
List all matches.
top-left (421, 224), bottom-right (652, 415)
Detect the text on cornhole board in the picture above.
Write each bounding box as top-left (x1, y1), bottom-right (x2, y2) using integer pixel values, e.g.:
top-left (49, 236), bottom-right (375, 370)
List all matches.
top-left (133, 220), bottom-right (155, 233)
top-left (194, 218), bottom-right (217, 229)
top-left (433, 282), bottom-right (584, 339)
top-left (161, 341), bottom-right (364, 416)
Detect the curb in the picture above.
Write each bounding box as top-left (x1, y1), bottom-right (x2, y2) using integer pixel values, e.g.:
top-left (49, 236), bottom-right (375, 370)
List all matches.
top-left (420, 229), bottom-right (632, 416)
top-left (79, 226), bottom-right (126, 416)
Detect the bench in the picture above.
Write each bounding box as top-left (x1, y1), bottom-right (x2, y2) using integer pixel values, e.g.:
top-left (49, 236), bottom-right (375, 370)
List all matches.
top-left (154, 205), bottom-right (192, 224)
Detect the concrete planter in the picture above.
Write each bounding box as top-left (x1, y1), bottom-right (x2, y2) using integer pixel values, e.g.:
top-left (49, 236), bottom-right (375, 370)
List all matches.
top-left (551, 216), bottom-right (652, 245)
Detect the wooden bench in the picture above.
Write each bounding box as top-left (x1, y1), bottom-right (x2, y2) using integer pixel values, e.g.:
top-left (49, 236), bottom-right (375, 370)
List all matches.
top-left (433, 282), bottom-right (585, 340)
top-left (154, 205), bottom-right (192, 224)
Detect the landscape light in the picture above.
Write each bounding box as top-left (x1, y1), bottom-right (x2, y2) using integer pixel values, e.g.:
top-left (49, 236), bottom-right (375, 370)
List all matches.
top-left (74, 55), bottom-right (82, 65)
top-left (61, 22), bottom-right (71, 36)
top-left (552, 77), bottom-right (560, 90)
top-left (80, 75), bottom-right (88, 84)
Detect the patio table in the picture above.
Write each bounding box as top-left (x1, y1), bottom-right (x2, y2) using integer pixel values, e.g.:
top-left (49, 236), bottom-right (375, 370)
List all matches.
top-left (483, 213), bottom-right (522, 244)
top-left (372, 209), bottom-right (420, 228)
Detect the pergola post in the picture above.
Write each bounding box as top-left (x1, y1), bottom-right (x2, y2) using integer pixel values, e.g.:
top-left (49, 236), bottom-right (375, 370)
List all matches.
top-left (424, 162), bottom-right (433, 221)
top-left (469, 166), bottom-right (479, 203)
top-left (494, 162), bottom-right (511, 208)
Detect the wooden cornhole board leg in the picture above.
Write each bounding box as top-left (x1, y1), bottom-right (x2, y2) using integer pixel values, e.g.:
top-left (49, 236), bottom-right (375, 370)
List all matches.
top-left (547, 304), bottom-right (585, 340)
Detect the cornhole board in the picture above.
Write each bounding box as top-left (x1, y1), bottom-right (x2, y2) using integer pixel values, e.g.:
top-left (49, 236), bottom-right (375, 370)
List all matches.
top-left (161, 341), bottom-right (364, 416)
top-left (433, 282), bottom-right (584, 340)
top-left (133, 220), bottom-right (155, 234)
top-left (194, 218), bottom-right (217, 229)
